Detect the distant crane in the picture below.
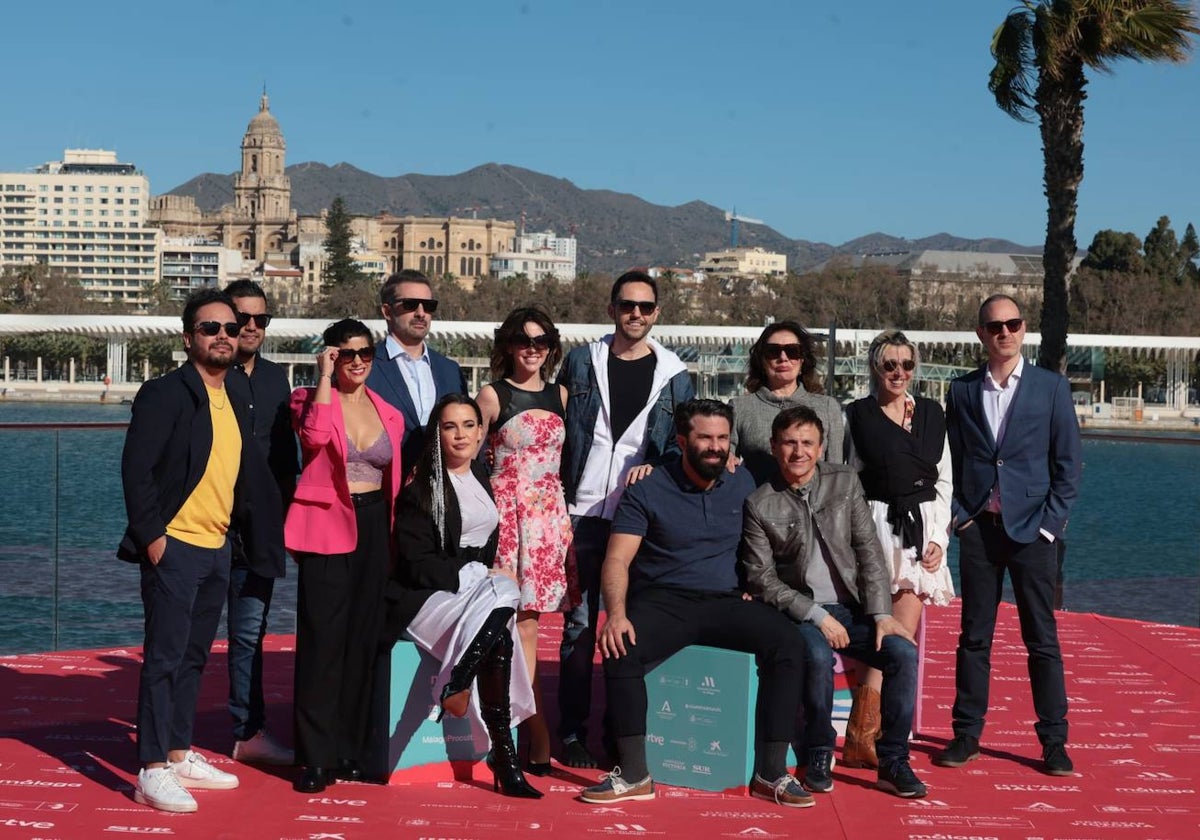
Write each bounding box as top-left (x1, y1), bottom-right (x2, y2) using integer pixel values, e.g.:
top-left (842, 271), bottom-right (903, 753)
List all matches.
top-left (725, 208), bottom-right (764, 248)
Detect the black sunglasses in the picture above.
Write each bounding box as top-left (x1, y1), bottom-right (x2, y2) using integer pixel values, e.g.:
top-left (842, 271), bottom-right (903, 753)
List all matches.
top-left (510, 334), bottom-right (555, 351)
top-left (982, 318), bottom-right (1024, 335)
top-left (236, 312), bottom-right (273, 329)
top-left (615, 299), bottom-right (657, 316)
top-left (879, 359), bottom-right (916, 373)
top-left (194, 321), bottom-right (241, 338)
top-left (336, 346), bottom-right (376, 363)
top-left (764, 342), bottom-right (803, 361)
top-left (389, 297), bottom-right (439, 314)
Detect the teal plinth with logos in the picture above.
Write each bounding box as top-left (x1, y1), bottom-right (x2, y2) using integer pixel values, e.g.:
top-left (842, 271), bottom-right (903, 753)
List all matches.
top-left (644, 645), bottom-right (759, 792)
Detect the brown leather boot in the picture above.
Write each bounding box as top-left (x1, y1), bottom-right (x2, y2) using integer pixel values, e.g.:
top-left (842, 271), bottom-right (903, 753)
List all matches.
top-left (842, 685), bottom-right (881, 769)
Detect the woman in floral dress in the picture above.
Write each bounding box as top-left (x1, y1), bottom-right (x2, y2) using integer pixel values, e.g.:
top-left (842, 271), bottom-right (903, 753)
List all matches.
top-left (476, 306), bottom-right (578, 774)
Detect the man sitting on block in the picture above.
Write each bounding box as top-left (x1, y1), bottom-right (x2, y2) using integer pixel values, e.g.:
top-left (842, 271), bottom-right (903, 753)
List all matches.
top-left (580, 399), bottom-right (812, 809)
top-left (740, 405), bottom-right (926, 798)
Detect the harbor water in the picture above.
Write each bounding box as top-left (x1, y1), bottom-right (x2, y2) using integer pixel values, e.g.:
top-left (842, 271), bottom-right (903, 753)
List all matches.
top-left (1, 401), bottom-right (1197, 654)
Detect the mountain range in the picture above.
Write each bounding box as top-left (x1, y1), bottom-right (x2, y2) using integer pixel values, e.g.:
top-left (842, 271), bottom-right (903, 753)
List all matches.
top-left (166, 162), bottom-right (1039, 273)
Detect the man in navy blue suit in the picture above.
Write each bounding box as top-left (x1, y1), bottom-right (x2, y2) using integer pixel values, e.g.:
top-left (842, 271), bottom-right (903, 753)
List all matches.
top-left (366, 269), bottom-right (468, 471)
top-left (934, 294), bottom-right (1082, 777)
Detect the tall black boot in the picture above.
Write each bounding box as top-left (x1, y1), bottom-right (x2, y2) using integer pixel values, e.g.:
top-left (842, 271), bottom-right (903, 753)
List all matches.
top-left (438, 607), bottom-right (515, 722)
top-left (479, 632), bottom-right (542, 799)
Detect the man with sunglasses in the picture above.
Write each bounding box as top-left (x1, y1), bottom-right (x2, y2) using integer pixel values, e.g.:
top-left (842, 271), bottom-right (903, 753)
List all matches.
top-left (118, 288), bottom-right (285, 813)
top-left (221, 280), bottom-right (295, 767)
top-left (366, 269), bottom-right (468, 469)
top-left (556, 269), bottom-right (695, 768)
top-left (935, 294), bottom-right (1081, 777)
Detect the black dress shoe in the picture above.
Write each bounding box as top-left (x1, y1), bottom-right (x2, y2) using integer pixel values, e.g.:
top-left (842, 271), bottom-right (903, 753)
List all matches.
top-left (1042, 742), bottom-right (1074, 776)
top-left (294, 766), bottom-right (333, 793)
top-left (334, 759), bottom-right (363, 782)
top-left (933, 734), bottom-right (980, 768)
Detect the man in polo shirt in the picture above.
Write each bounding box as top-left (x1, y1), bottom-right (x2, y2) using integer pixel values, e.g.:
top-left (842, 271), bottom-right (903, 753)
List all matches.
top-left (366, 269), bottom-right (468, 469)
top-left (580, 399), bottom-right (811, 809)
top-left (118, 288), bottom-right (284, 813)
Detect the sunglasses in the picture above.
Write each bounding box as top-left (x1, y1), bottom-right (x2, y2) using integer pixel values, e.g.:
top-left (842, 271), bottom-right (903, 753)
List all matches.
top-left (336, 346), bottom-right (376, 363)
top-left (982, 318), bottom-right (1024, 335)
top-left (510, 334), bottom-right (555, 351)
top-left (389, 297), bottom-right (439, 314)
top-left (194, 321), bottom-right (241, 338)
top-left (879, 359), bottom-right (916, 373)
top-left (236, 312), bottom-right (273, 329)
top-left (764, 343), bottom-right (803, 361)
top-left (615, 299), bottom-right (657, 316)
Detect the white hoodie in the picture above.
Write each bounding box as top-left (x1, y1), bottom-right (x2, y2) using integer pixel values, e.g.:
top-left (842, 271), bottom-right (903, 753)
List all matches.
top-left (569, 335), bottom-right (688, 520)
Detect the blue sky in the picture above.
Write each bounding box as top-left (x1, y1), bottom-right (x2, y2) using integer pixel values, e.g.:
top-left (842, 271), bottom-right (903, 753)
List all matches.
top-left (5, 0), bottom-right (1198, 248)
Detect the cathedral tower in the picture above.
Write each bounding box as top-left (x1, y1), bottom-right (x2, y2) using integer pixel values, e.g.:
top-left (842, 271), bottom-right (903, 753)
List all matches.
top-left (234, 91), bottom-right (290, 220)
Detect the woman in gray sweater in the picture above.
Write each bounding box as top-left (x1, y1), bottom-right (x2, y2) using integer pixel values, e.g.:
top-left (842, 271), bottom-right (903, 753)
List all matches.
top-left (729, 320), bottom-right (844, 485)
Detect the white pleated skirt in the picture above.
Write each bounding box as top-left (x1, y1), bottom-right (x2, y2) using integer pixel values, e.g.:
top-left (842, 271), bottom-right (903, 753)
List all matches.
top-left (404, 561), bottom-right (535, 752)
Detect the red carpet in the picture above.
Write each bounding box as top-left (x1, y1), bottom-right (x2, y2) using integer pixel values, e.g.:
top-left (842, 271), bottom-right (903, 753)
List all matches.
top-left (2, 604), bottom-right (1198, 839)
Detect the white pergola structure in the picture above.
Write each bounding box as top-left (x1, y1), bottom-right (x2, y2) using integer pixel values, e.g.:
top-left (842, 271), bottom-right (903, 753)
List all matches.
top-left (1, 315), bottom-right (1197, 413)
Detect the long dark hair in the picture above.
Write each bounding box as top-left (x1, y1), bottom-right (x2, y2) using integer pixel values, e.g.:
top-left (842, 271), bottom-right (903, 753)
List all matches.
top-left (744, 320), bottom-right (822, 394)
top-left (489, 305), bottom-right (562, 380)
top-left (410, 394), bottom-right (483, 549)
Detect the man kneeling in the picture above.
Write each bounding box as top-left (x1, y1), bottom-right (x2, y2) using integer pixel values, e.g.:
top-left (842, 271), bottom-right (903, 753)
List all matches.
top-left (581, 399), bottom-right (812, 808)
top-left (740, 406), bottom-right (926, 798)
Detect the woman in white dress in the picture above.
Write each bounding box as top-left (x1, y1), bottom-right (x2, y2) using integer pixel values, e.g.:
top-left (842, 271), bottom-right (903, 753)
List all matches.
top-left (842, 330), bottom-right (954, 769)
top-left (383, 394), bottom-right (541, 798)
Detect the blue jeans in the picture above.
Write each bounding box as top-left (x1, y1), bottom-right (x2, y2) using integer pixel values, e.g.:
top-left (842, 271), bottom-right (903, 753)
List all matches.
top-left (796, 602), bottom-right (918, 767)
top-left (557, 515), bottom-right (610, 743)
top-left (226, 563), bottom-right (275, 741)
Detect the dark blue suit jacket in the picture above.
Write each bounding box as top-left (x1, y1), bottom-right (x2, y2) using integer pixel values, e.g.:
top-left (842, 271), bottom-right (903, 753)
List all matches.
top-left (945, 361), bottom-right (1082, 544)
top-left (365, 339), bottom-right (468, 472)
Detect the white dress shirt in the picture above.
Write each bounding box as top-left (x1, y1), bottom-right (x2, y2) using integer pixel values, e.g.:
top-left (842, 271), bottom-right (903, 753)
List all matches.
top-left (384, 334), bottom-right (436, 426)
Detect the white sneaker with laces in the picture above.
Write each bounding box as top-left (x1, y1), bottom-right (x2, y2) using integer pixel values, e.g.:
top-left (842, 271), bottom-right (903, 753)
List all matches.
top-left (134, 767), bottom-right (197, 813)
top-left (169, 750), bottom-right (239, 790)
top-left (232, 730), bottom-right (294, 765)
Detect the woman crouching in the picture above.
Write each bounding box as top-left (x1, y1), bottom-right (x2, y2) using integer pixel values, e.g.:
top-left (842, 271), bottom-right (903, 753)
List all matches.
top-left (385, 394), bottom-right (541, 798)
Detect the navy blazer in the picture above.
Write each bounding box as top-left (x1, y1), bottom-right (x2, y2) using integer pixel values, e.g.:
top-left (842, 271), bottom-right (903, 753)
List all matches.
top-left (945, 361), bottom-right (1082, 544)
top-left (365, 339), bottom-right (468, 471)
top-left (117, 362), bottom-right (286, 578)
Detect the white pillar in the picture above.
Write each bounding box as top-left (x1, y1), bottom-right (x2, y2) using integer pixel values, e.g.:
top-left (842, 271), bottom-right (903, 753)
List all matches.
top-left (143, 358), bottom-right (151, 381)
top-left (1099, 380), bottom-right (1105, 405)
top-left (69, 358), bottom-right (76, 384)
top-left (36, 357), bottom-right (43, 383)
top-left (107, 337), bottom-right (129, 384)
top-left (3, 357), bottom-right (8, 382)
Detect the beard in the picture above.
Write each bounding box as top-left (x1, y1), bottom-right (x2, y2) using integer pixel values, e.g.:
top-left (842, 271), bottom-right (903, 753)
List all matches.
top-left (686, 442), bottom-right (728, 481)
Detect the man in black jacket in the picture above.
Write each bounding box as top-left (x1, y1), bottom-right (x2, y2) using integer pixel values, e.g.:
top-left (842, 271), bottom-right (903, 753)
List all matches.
top-left (119, 288), bottom-right (284, 813)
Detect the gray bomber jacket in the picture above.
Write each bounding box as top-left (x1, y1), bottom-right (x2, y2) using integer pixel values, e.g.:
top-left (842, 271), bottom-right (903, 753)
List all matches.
top-left (739, 461), bottom-right (891, 625)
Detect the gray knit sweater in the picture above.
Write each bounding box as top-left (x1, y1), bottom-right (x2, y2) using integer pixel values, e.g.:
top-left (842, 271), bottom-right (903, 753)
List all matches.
top-left (728, 387), bottom-right (845, 485)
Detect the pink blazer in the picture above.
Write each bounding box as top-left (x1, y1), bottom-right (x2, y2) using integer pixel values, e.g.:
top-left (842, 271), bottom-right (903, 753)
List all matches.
top-left (284, 386), bottom-right (405, 556)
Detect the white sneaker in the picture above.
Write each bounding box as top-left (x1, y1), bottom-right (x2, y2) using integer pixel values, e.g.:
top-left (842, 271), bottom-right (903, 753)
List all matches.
top-left (169, 750), bottom-right (240, 790)
top-left (232, 730), bottom-right (294, 766)
top-left (134, 767), bottom-right (197, 813)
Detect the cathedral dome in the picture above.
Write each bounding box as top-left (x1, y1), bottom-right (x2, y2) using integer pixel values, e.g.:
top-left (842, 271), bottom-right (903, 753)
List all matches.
top-left (245, 92), bottom-right (281, 138)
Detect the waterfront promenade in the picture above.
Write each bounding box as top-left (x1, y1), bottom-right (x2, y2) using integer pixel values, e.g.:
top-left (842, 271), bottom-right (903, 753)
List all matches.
top-left (2, 606), bottom-right (1199, 840)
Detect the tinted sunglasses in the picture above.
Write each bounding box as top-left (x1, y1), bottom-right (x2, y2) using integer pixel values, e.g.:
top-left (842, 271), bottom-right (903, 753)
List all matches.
top-left (336, 346), bottom-right (376, 363)
top-left (236, 312), bottom-right (273, 329)
top-left (764, 343), bottom-right (803, 361)
top-left (982, 318), bottom-right (1024, 335)
top-left (194, 321), bottom-right (241, 338)
top-left (390, 297), bottom-right (439, 314)
top-left (510, 334), bottom-right (555, 351)
top-left (615, 299), bottom-right (657, 316)
top-left (879, 359), bottom-right (916, 373)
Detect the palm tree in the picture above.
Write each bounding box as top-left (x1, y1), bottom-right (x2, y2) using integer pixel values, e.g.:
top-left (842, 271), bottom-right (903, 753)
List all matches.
top-left (989, 1), bottom-right (1198, 371)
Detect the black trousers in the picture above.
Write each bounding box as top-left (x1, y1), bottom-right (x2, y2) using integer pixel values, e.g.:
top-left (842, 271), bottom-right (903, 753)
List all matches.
top-left (953, 516), bottom-right (1068, 745)
top-left (294, 496), bottom-right (390, 767)
top-left (604, 586), bottom-right (804, 746)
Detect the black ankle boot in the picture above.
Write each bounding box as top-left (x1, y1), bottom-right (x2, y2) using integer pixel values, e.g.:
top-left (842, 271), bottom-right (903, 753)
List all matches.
top-left (437, 607), bottom-right (515, 722)
top-left (478, 633), bottom-right (542, 799)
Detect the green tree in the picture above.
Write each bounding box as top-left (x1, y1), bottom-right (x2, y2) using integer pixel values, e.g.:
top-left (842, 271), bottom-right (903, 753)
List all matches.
top-left (0, 263), bottom-right (91, 314)
top-left (988, 1), bottom-right (1199, 371)
top-left (321, 196), bottom-right (366, 291)
top-left (1143, 215), bottom-right (1183, 282)
top-left (1178, 222), bottom-right (1199, 284)
top-left (1081, 229), bottom-right (1143, 273)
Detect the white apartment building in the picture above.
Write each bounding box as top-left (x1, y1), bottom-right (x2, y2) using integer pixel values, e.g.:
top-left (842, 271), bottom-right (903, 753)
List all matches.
top-left (0, 149), bottom-right (160, 306)
top-left (491, 229), bottom-right (577, 282)
top-left (160, 237), bottom-right (247, 299)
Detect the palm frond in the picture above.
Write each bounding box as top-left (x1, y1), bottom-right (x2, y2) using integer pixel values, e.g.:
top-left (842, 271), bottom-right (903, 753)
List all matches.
top-left (990, 10), bottom-right (1038, 121)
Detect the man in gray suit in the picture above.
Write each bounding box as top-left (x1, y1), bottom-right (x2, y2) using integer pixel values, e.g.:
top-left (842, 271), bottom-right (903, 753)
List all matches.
top-left (741, 405), bottom-right (924, 799)
top-left (934, 293), bottom-right (1082, 776)
top-left (365, 269), bottom-right (467, 470)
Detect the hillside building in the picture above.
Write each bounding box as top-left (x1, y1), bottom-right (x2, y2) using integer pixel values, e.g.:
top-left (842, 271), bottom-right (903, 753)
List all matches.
top-left (699, 246), bottom-right (786, 278)
top-left (0, 149), bottom-right (160, 307)
top-left (491, 229), bottom-right (577, 282)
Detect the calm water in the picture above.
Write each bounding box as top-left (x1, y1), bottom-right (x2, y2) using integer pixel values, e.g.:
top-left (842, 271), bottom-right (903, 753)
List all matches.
top-left (1, 401), bottom-right (1197, 654)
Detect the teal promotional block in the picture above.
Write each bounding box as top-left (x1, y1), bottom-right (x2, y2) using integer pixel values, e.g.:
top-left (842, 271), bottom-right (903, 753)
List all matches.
top-left (644, 645), bottom-right (757, 791)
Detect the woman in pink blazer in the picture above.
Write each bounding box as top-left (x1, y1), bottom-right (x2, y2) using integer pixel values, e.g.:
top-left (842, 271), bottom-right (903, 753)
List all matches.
top-left (284, 318), bottom-right (404, 795)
